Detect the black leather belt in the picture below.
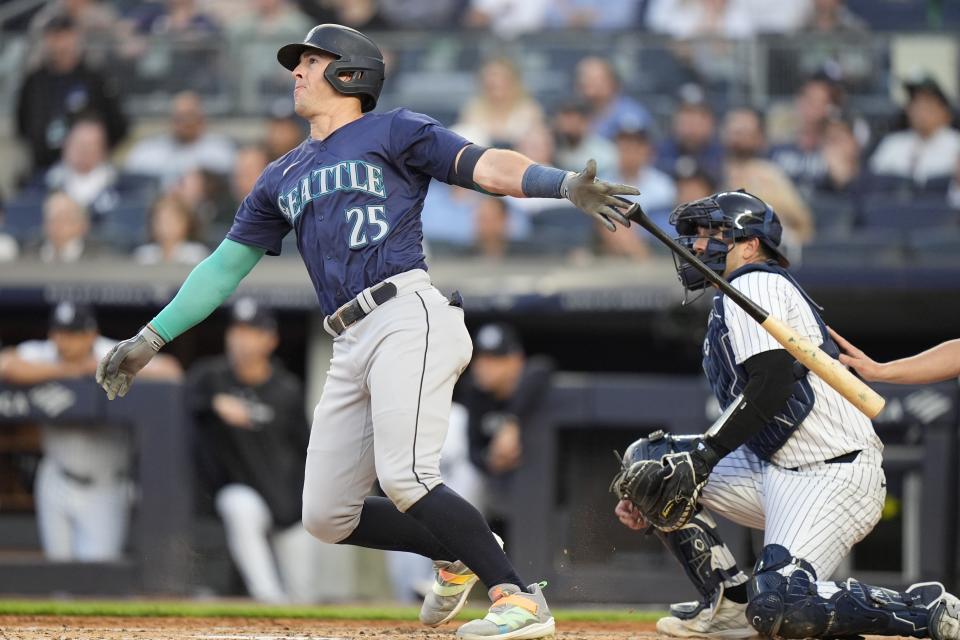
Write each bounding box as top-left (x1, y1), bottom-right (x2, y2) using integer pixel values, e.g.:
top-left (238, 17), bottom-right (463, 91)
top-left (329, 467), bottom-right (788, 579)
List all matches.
top-left (788, 450), bottom-right (860, 471)
top-left (323, 281), bottom-right (398, 336)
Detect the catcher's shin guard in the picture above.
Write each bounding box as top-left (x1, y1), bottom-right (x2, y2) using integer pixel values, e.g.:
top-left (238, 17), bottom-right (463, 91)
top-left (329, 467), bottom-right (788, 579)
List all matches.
top-left (658, 509), bottom-right (749, 613)
top-left (746, 544), bottom-right (954, 639)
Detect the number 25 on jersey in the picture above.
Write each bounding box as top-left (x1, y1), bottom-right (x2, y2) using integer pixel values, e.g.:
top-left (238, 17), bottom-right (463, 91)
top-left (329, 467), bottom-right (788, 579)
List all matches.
top-left (346, 205), bottom-right (389, 249)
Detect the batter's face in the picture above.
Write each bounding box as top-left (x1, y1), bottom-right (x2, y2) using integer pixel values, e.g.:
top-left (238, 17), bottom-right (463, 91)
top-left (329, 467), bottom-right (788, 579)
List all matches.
top-left (291, 50), bottom-right (343, 117)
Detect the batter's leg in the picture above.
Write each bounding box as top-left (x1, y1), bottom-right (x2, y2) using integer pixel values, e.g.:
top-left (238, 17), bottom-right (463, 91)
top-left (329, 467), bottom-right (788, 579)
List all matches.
top-left (367, 289), bottom-right (526, 591)
top-left (303, 332), bottom-right (454, 561)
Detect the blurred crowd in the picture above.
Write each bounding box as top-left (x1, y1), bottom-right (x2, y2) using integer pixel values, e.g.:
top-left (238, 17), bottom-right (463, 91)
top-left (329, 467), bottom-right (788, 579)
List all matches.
top-left (0, 0), bottom-right (959, 269)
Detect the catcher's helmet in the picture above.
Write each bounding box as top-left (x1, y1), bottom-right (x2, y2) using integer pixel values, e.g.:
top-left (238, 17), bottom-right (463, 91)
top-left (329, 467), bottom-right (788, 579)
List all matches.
top-left (277, 24), bottom-right (385, 113)
top-left (669, 190), bottom-right (788, 291)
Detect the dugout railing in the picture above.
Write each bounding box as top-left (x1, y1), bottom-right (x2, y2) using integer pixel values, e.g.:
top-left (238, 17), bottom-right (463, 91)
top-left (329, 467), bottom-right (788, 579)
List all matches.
top-left (0, 379), bottom-right (192, 595)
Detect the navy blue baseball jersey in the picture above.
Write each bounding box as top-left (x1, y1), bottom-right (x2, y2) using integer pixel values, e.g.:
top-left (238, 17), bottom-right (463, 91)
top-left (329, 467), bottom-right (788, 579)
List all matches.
top-left (227, 108), bottom-right (470, 315)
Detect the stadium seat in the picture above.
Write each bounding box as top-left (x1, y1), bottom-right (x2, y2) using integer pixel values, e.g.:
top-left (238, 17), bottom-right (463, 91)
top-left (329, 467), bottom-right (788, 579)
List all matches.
top-left (807, 192), bottom-right (858, 237)
top-left (98, 202), bottom-right (150, 252)
top-left (2, 192), bottom-right (46, 242)
top-left (845, 0), bottom-right (929, 30)
top-left (907, 227), bottom-right (960, 265)
top-left (800, 233), bottom-right (906, 268)
top-left (858, 198), bottom-right (956, 232)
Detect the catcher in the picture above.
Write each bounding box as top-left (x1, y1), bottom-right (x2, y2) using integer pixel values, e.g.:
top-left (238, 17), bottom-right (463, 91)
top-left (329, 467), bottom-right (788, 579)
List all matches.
top-left (611, 191), bottom-right (960, 640)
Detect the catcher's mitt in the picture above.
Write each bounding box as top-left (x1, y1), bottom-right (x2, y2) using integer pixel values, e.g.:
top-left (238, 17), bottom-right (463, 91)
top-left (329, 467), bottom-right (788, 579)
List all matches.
top-left (612, 437), bottom-right (720, 532)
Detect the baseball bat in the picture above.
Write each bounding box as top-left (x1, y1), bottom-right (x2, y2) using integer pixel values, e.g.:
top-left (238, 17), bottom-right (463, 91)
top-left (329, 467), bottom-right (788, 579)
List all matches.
top-left (621, 201), bottom-right (885, 419)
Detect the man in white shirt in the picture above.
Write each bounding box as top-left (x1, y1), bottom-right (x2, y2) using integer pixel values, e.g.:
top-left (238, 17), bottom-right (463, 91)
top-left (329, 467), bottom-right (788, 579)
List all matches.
top-left (124, 91), bottom-right (235, 188)
top-left (870, 74), bottom-right (960, 185)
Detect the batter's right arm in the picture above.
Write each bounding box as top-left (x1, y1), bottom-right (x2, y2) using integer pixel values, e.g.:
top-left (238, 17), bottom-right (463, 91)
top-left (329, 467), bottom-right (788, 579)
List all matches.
top-left (96, 239), bottom-right (265, 400)
top-left (830, 328), bottom-right (960, 384)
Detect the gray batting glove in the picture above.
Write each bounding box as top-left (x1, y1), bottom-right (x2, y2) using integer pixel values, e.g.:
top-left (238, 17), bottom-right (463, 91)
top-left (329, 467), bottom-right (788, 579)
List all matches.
top-left (561, 159), bottom-right (640, 232)
top-left (95, 324), bottom-right (166, 400)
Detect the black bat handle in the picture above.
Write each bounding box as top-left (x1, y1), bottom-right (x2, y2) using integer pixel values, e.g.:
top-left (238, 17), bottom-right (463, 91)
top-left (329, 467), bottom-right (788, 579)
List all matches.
top-left (622, 202), bottom-right (770, 325)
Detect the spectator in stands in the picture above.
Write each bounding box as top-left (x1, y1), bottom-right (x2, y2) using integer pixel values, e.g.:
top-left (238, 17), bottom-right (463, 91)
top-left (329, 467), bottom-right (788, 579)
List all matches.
top-left (770, 73), bottom-right (844, 193)
top-left (817, 111), bottom-right (865, 196)
top-left (28, 0), bottom-right (120, 65)
top-left (227, 146), bottom-right (272, 221)
top-left (544, 0), bottom-right (640, 29)
top-left (15, 14), bottom-right (128, 176)
top-left (721, 107), bottom-right (814, 244)
top-left (459, 323), bottom-right (555, 520)
top-left (656, 84), bottom-right (725, 180)
top-left (122, 0), bottom-right (219, 37)
top-left (472, 197), bottom-right (513, 260)
top-left (379, 0), bottom-right (464, 28)
top-left (575, 56), bottom-right (652, 141)
top-left (133, 193), bottom-right (209, 265)
top-left (675, 163), bottom-right (719, 206)
top-left (648, 0), bottom-right (811, 37)
top-left (646, 0), bottom-right (756, 39)
top-left (463, 0), bottom-right (551, 39)
top-left (613, 121), bottom-right (676, 214)
top-left (264, 114), bottom-right (307, 162)
top-left (869, 74), bottom-right (960, 188)
top-left (124, 91), bottom-right (235, 188)
top-left (596, 120), bottom-right (676, 260)
top-left (552, 100), bottom-right (618, 174)
top-left (0, 199), bottom-right (18, 262)
top-left (227, 0), bottom-right (311, 105)
top-left (171, 168), bottom-right (231, 236)
top-left (186, 298), bottom-right (310, 603)
top-left (802, 0), bottom-right (868, 33)
top-left (0, 302), bottom-right (181, 562)
top-left (43, 118), bottom-right (118, 218)
top-left (458, 58), bottom-right (545, 148)
top-left (24, 192), bottom-right (109, 262)
top-left (294, 0), bottom-right (387, 30)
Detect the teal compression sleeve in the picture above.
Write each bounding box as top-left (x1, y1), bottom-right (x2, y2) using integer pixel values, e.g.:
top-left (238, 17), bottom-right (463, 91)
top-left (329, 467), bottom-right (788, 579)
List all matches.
top-left (150, 239), bottom-right (265, 342)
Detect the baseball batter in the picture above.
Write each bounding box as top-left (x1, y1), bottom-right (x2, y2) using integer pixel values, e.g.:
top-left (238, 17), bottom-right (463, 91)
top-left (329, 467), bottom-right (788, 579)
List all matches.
top-left (96, 23), bottom-right (639, 640)
top-left (611, 191), bottom-right (960, 640)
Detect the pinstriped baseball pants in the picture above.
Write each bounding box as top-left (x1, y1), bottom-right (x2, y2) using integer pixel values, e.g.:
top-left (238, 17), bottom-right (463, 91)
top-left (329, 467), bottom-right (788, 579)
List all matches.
top-left (700, 446), bottom-right (887, 580)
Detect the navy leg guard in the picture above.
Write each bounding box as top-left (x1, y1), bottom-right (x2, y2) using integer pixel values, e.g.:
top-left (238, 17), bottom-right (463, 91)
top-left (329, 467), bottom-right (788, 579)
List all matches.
top-left (658, 509), bottom-right (749, 617)
top-left (747, 544), bottom-right (951, 639)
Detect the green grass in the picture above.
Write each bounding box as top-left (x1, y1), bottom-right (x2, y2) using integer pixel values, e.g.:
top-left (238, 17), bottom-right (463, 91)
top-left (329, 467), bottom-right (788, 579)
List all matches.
top-left (0, 599), bottom-right (663, 622)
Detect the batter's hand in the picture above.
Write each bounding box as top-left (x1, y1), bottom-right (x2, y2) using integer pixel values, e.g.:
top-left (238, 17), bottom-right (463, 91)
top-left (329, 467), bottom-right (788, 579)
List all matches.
top-left (96, 325), bottom-right (166, 400)
top-left (829, 327), bottom-right (884, 382)
top-left (615, 499), bottom-right (648, 531)
top-left (561, 159), bottom-right (640, 232)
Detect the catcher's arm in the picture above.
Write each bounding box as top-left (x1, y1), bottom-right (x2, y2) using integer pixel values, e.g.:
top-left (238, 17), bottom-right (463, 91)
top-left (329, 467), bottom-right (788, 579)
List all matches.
top-left (613, 350), bottom-right (797, 531)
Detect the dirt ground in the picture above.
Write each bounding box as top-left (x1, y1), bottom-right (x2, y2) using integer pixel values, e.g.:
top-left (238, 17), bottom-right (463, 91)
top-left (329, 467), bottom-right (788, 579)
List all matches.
top-left (0, 616), bottom-right (656, 640)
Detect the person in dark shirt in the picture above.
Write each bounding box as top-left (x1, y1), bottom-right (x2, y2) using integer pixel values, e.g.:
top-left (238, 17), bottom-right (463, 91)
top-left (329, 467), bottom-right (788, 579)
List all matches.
top-left (460, 323), bottom-right (555, 478)
top-left (186, 298), bottom-right (309, 603)
top-left (15, 15), bottom-right (128, 176)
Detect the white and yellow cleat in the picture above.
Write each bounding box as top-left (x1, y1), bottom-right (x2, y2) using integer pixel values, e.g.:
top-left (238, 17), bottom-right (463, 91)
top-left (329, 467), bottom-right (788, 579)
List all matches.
top-left (456, 581), bottom-right (555, 640)
top-left (419, 533), bottom-right (504, 627)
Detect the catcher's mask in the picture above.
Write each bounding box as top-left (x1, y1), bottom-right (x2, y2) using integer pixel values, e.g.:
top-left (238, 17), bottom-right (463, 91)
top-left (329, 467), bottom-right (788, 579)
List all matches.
top-left (277, 24), bottom-right (385, 113)
top-left (668, 190), bottom-right (788, 294)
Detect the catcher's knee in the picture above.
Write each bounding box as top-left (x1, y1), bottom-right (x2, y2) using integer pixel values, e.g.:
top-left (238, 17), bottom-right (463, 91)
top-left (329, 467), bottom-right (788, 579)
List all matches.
top-left (746, 544), bottom-right (827, 638)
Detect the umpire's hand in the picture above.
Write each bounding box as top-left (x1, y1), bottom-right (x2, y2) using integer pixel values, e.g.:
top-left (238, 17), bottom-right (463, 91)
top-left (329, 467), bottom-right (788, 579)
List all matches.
top-left (96, 325), bottom-right (166, 400)
top-left (562, 159), bottom-right (640, 231)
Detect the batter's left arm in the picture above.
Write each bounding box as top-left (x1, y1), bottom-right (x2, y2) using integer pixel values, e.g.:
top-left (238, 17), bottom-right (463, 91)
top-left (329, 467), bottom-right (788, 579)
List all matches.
top-left (457, 146), bottom-right (640, 231)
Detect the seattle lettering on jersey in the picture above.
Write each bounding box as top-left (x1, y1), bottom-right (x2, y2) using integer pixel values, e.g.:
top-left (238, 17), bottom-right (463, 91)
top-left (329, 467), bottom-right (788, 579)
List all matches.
top-left (278, 160), bottom-right (386, 223)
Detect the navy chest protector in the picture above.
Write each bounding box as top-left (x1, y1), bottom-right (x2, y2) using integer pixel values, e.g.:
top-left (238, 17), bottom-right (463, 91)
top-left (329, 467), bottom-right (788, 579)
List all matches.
top-left (702, 262), bottom-right (840, 460)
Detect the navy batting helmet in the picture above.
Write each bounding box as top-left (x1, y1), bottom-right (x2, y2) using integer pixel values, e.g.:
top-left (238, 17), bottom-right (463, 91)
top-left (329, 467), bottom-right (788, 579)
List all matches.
top-left (668, 190), bottom-right (788, 291)
top-left (277, 24), bottom-right (385, 113)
